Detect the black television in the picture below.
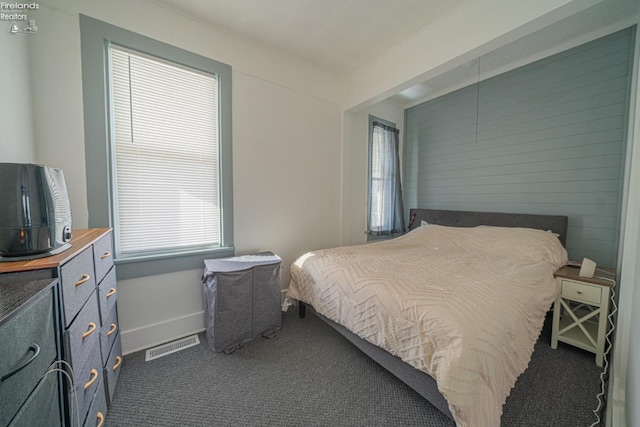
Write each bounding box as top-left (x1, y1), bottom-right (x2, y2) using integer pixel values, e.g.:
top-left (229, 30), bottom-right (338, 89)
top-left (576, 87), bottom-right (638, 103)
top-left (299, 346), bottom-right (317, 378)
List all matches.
top-left (0, 163), bottom-right (73, 261)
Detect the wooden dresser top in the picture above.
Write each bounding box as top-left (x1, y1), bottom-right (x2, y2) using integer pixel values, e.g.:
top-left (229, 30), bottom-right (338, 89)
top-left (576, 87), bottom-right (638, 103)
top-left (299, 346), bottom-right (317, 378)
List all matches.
top-left (0, 228), bottom-right (111, 274)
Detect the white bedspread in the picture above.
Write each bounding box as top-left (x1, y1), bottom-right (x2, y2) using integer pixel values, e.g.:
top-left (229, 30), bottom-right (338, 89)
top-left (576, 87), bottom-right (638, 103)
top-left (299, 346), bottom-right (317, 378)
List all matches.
top-left (287, 224), bottom-right (568, 427)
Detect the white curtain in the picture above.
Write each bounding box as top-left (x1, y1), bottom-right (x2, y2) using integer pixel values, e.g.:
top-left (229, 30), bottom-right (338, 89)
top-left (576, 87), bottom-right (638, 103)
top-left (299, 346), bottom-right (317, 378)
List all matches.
top-left (369, 121), bottom-right (405, 236)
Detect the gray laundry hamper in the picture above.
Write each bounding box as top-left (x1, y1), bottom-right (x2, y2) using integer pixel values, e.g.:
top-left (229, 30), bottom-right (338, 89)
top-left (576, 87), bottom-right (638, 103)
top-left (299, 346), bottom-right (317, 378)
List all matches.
top-left (201, 252), bottom-right (282, 353)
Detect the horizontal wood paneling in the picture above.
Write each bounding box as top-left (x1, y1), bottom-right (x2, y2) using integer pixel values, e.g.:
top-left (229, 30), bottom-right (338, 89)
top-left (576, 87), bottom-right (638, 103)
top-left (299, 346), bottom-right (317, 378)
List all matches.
top-left (403, 28), bottom-right (635, 267)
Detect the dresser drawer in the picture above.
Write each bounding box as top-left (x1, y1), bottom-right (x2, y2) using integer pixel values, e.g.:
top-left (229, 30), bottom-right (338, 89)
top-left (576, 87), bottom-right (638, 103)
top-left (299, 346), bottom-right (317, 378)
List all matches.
top-left (97, 268), bottom-right (117, 323)
top-left (84, 378), bottom-right (107, 427)
top-left (560, 280), bottom-right (602, 305)
top-left (75, 342), bottom-right (103, 424)
top-left (93, 232), bottom-right (114, 285)
top-left (104, 332), bottom-right (123, 406)
top-left (0, 289), bottom-right (57, 427)
top-left (61, 247), bottom-right (96, 326)
top-left (65, 293), bottom-right (101, 371)
top-left (7, 371), bottom-right (61, 427)
top-left (100, 306), bottom-right (119, 364)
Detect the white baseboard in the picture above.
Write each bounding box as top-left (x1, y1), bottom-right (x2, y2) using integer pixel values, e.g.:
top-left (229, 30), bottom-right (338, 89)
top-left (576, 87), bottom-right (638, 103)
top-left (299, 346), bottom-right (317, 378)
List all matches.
top-left (120, 311), bottom-right (206, 355)
top-left (610, 402), bottom-right (626, 427)
top-left (609, 375), bottom-right (626, 427)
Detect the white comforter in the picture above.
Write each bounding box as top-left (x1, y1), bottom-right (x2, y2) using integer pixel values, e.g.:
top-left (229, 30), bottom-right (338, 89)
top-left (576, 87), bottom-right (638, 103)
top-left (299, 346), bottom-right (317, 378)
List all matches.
top-left (287, 224), bottom-right (568, 427)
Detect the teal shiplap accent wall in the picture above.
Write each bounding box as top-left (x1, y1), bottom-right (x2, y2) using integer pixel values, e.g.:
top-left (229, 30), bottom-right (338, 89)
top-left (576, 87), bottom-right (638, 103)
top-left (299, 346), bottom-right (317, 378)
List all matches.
top-left (403, 27), bottom-right (635, 267)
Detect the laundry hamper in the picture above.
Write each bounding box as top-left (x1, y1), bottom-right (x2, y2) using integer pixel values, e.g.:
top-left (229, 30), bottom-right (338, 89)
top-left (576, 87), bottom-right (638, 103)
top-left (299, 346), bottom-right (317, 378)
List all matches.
top-left (201, 252), bottom-right (282, 353)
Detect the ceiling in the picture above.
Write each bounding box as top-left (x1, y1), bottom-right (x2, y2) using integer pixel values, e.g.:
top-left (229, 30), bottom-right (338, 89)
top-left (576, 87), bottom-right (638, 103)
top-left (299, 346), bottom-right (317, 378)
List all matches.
top-left (148, 0), bottom-right (637, 107)
top-left (149, 0), bottom-right (471, 76)
top-left (390, 0), bottom-right (638, 106)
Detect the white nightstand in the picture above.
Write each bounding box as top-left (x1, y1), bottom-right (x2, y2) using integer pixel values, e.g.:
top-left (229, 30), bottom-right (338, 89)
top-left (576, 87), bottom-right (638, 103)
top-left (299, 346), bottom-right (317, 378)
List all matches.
top-left (551, 265), bottom-right (614, 367)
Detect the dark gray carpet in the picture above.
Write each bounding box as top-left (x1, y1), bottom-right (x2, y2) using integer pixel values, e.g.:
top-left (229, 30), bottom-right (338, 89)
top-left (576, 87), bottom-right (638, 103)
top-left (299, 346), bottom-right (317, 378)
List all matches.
top-left (105, 310), bottom-right (604, 426)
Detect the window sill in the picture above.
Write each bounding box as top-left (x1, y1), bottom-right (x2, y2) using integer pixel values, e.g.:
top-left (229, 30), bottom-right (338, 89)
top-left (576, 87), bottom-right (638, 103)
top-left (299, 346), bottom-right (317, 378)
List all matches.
top-left (114, 246), bottom-right (235, 280)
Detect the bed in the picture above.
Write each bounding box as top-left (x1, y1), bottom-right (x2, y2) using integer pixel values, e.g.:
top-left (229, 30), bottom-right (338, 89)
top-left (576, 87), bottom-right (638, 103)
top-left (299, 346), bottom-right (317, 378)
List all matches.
top-left (286, 209), bottom-right (568, 427)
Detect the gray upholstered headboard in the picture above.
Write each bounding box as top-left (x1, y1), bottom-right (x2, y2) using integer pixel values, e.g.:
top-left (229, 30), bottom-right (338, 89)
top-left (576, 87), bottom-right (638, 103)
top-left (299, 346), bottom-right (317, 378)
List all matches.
top-left (408, 209), bottom-right (569, 247)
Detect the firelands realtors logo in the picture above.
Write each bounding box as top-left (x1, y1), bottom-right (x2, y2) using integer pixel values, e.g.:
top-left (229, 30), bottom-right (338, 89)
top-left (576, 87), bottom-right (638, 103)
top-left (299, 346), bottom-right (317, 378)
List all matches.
top-left (1, 2), bottom-right (39, 34)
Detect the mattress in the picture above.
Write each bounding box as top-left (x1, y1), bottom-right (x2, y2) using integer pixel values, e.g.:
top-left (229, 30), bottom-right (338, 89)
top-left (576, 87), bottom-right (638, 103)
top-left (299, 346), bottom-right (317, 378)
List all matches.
top-left (287, 224), bottom-right (568, 426)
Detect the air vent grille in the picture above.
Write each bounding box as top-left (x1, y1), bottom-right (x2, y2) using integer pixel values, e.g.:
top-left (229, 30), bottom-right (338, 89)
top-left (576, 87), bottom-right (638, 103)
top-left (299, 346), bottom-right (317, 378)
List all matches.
top-left (145, 334), bottom-right (200, 361)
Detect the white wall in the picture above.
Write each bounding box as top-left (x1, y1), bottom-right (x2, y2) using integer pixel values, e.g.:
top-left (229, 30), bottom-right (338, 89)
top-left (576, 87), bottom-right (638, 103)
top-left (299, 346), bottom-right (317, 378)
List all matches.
top-left (611, 23), bottom-right (640, 427)
top-left (623, 242), bottom-right (640, 426)
top-left (28, 0), bottom-right (343, 354)
top-left (29, 8), bottom-right (88, 225)
top-left (0, 32), bottom-right (35, 162)
top-left (341, 101), bottom-right (404, 246)
top-left (233, 71), bottom-right (342, 270)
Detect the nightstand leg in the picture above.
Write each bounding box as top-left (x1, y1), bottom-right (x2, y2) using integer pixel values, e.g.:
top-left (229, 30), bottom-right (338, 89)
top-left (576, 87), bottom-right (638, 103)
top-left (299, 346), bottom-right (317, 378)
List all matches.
top-left (595, 287), bottom-right (610, 368)
top-left (551, 296), bottom-right (560, 349)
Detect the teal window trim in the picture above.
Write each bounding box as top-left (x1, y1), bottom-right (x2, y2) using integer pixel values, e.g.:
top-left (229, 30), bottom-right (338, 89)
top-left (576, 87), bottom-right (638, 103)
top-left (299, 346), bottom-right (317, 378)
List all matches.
top-left (79, 15), bottom-right (234, 280)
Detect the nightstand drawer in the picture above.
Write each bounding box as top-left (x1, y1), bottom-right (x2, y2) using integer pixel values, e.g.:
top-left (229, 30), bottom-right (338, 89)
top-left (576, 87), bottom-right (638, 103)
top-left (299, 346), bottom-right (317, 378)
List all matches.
top-left (561, 280), bottom-right (602, 305)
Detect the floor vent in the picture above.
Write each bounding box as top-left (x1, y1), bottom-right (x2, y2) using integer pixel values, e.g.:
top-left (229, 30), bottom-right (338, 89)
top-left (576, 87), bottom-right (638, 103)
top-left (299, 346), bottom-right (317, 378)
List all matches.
top-left (145, 335), bottom-right (200, 362)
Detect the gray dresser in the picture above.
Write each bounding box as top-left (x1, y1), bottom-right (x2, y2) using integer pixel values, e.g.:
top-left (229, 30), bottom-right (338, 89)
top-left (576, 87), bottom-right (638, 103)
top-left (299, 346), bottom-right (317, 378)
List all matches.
top-left (0, 279), bottom-right (60, 427)
top-left (0, 229), bottom-right (122, 427)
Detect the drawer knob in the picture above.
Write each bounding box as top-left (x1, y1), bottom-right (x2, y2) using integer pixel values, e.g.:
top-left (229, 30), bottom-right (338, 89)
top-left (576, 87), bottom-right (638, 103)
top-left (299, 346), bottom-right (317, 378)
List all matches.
top-left (106, 288), bottom-right (117, 298)
top-left (82, 322), bottom-right (97, 339)
top-left (577, 291), bottom-right (583, 295)
top-left (108, 323), bottom-right (118, 336)
top-left (101, 252), bottom-right (111, 260)
top-left (96, 412), bottom-right (105, 427)
top-left (84, 368), bottom-right (99, 390)
top-left (113, 355), bottom-right (123, 371)
top-left (76, 274), bottom-right (91, 287)
top-left (0, 343), bottom-right (40, 382)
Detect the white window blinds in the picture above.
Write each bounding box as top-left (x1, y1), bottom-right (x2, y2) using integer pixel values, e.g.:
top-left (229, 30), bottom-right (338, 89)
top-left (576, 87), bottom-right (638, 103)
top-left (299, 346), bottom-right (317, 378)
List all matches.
top-left (110, 45), bottom-right (221, 255)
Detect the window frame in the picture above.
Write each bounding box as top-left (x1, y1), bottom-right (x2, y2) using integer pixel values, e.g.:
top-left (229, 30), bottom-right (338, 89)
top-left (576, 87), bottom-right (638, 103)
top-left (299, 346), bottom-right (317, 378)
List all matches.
top-left (80, 15), bottom-right (234, 280)
top-left (367, 115), bottom-right (398, 241)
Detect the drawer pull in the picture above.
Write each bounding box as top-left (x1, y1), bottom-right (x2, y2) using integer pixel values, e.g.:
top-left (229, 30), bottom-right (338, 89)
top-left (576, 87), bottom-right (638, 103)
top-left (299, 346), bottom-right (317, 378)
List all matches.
top-left (576, 291), bottom-right (583, 295)
top-left (83, 322), bottom-right (97, 339)
top-left (101, 252), bottom-right (111, 259)
top-left (108, 323), bottom-right (118, 336)
top-left (76, 274), bottom-right (91, 286)
top-left (106, 288), bottom-right (117, 298)
top-left (0, 343), bottom-right (40, 382)
top-left (113, 355), bottom-right (123, 371)
top-left (84, 368), bottom-right (99, 390)
top-left (97, 412), bottom-right (105, 427)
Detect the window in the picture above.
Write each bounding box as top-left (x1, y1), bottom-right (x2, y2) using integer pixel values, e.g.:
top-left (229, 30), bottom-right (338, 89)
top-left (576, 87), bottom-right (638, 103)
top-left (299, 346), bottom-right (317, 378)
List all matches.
top-left (368, 116), bottom-right (404, 238)
top-left (110, 46), bottom-right (221, 255)
top-left (80, 16), bottom-right (233, 279)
